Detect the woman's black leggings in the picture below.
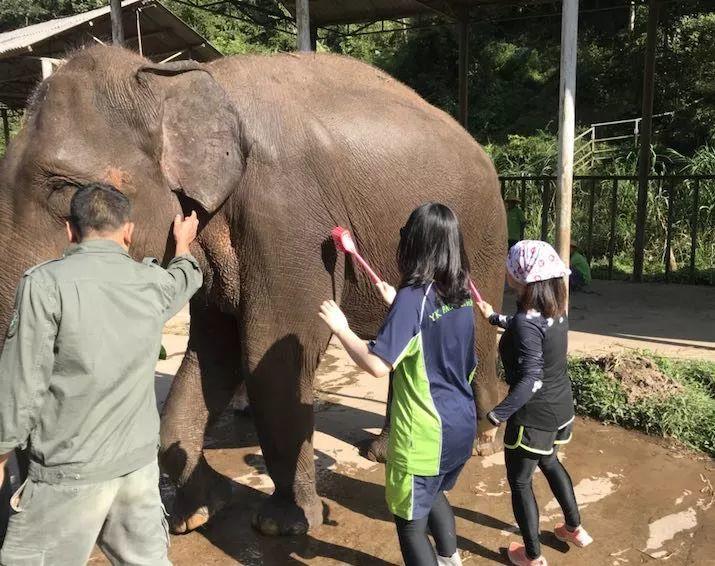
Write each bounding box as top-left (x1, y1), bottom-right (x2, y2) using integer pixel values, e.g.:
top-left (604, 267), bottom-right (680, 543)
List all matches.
top-left (505, 447), bottom-right (580, 560)
top-left (394, 492), bottom-right (457, 566)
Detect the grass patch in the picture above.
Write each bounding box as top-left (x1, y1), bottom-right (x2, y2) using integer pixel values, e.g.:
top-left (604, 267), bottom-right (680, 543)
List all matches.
top-left (569, 353), bottom-right (715, 456)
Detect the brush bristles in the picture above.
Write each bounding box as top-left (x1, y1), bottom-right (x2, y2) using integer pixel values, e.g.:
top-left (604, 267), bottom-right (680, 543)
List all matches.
top-left (331, 226), bottom-right (348, 253)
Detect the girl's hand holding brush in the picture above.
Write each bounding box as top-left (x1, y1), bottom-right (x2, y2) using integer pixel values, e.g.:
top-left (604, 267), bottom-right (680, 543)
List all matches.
top-left (376, 281), bottom-right (396, 306)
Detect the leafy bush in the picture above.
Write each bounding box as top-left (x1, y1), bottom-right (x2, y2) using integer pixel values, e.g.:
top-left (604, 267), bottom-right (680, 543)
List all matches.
top-left (569, 354), bottom-right (715, 456)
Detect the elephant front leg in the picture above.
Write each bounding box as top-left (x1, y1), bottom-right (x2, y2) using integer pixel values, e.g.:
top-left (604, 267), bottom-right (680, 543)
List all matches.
top-left (159, 306), bottom-right (240, 533)
top-left (246, 335), bottom-right (324, 536)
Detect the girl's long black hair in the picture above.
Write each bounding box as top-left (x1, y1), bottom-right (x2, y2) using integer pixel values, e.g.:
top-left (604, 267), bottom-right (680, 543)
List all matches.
top-left (397, 202), bottom-right (471, 306)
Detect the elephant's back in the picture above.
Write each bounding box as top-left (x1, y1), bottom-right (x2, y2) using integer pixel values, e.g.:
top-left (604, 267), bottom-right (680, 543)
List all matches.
top-left (209, 52), bottom-right (500, 209)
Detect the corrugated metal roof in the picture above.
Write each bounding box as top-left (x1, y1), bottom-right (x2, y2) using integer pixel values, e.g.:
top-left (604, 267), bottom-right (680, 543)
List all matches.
top-left (0, 0), bottom-right (144, 58)
top-left (0, 0), bottom-right (221, 109)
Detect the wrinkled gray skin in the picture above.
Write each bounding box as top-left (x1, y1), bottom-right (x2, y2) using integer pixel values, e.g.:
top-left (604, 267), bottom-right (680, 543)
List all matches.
top-left (0, 46), bottom-right (505, 536)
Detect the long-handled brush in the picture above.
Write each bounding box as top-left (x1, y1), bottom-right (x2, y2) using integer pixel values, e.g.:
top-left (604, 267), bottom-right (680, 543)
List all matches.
top-left (468, 280), bottom-right (483, 303)
top-left (331, 225), bottom-right (484, 303)
top-left (331, 226), bottom-right (381, 284)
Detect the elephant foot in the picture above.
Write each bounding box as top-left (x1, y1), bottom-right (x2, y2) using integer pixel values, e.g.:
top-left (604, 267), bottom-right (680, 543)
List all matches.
top-left (252, 490), bottom-right (323, 536)
top-left (170, 476), bottom-right (237, 535)
top-left (361, 429), bottom-right (389, 463)
top-left (475, 430), bottom-right (504, 457)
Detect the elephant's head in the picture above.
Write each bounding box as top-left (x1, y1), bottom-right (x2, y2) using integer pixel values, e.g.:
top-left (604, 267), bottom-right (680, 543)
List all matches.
top-left (0, 45), bottom-right (244, 341)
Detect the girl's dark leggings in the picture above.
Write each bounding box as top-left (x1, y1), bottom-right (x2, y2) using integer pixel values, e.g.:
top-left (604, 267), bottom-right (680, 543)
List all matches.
top-left (505, 447), bottom-right (581, 560)
top-left (394, 492), bottom-right (457, 566)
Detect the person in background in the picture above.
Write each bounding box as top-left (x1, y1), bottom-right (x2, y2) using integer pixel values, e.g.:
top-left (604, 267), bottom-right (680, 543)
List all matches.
top-left (505, 197), bottom-right (526, 250)
top-left (569, 239), bottom-right (592, 292)
top-left (476, 240), bottom-right (593, 566)
top-left (318, 203), bottom-right (477, 566)
top-left (0, 183), bottom-right (202, 565)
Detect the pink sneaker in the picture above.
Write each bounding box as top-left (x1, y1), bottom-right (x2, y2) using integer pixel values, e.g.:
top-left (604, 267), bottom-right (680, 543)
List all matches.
top-left (554, 523), bottom-right (594, 547)
top-left (507, 542), bottom-right (548, 566)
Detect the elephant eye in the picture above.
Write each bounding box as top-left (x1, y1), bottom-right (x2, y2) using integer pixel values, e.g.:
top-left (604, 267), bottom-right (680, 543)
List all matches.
top-left (47, 179), bottom-right (79, 222)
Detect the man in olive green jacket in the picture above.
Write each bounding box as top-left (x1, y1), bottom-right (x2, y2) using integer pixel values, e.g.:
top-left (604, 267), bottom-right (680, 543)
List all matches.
top-left (0, 183), bottom-right (202, 565)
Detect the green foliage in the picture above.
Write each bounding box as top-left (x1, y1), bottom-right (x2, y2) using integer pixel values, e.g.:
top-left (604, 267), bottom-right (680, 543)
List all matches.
top-left (569, 355), bottom-right (715, 456)
top-left (485, 131), bottom-right (557, 176)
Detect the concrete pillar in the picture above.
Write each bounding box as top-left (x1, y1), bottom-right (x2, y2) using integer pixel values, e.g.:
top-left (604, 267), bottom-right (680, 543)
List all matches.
top-left (457, 11), bottom-right (469, 128)
top-left (633, 0), bottom-right (660, 282)
top-left (296, 0), bottom-right (311, 52)
top-left (555, 0), bottom-right (579, 281)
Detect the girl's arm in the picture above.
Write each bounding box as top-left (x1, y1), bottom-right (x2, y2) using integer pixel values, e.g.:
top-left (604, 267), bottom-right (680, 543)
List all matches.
top-left (476, 300), bottom-right (512, 329)
top-left (486, 317), bottom-right (545, 426)
top-left (319, 300), bottom-right (392, 378)
top-left (488, 313), bottom-right (512, 329)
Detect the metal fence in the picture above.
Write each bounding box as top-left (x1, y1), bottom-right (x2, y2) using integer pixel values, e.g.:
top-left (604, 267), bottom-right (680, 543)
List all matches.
top-left (499, 174), bottom-right (715, 284)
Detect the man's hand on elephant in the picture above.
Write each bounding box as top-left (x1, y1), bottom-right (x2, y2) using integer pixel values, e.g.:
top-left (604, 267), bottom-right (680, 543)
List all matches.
top-left (173, 211), bottom-right (199, 256)
top-left (476, 300), bottom-right (494, 319)
top-left (376, 281), bottom-right (397, 306)
top-left (319, 300), bottom-right (350, 336)
top-left (0, 451), bottom-right (10, 489)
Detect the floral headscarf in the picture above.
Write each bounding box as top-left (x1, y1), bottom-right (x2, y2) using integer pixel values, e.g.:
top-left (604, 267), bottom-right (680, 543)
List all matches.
top-left (507, 240), bottom-right (570, 284)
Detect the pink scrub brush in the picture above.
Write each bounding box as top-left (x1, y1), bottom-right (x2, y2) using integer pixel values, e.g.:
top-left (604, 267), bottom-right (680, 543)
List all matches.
top-left (331, 226), bottom-right (381, 285)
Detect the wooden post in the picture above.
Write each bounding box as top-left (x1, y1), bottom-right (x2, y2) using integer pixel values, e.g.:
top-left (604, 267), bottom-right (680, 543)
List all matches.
top-left (555, 0), bottom-right (579, 288)
top-left (41, 58), bottom-right (54, 79)
top-left (689, 179), bottom-right (700, 283)
top-left (633, 0), bottom-right (660, 282)
top-left (541, 179), bottom-right (550, 241)
top-left (296, 0), bottom-right (311, 52)
top-left (110, 0), bottom-right (124, 46)
top-left (664, 180), bottom-right (675, 283)
top-left (310, 24), bottom-right (318, 51)
top-left (1, 108), bottom-right (9, 149)
top-left (457, 9), bottom-right (469, 129)
top-left (520, 178), bottom-right (527, 239)
top-left (608, 179), bottom-right (618, 280)
top-left (586, 179), bottom-right (596, 262)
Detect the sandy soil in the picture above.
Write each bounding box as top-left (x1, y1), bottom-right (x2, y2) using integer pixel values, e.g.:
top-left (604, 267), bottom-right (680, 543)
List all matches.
top-left (84, 280), bottom-right (714, 564)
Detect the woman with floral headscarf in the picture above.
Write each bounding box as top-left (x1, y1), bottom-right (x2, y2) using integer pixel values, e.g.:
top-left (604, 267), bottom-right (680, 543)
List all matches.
top-left (476, 240), bottom-right (593, 566)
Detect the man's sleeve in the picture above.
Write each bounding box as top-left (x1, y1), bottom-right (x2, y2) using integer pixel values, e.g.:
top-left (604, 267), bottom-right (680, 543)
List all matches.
top-left (487, 317), bottom-right (544, 425)
top-left (0, 276), bottom-right (58, 454)
top-left (159, 254), bottom-right (203, 322)
top-left (572, 254), bottom-right (592, 285)
top-left (368, 289), bottom-right (422, 369)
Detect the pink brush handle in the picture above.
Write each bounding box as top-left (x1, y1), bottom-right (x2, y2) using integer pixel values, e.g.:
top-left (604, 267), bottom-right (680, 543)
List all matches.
top-left (469, 279), bottom-right (483, 303)
top-left (350, 251), bottom-right (381, 285)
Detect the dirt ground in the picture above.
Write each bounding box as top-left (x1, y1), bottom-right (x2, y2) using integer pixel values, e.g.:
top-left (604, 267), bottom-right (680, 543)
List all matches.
top-left (567, 280), bottom-right (715, 362)
top-left (90, 280), bottom-right (714, 565)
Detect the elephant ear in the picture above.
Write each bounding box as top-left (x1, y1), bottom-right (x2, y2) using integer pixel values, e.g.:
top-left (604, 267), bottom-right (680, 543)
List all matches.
top-left (138, 61), bottom-right (243, 214)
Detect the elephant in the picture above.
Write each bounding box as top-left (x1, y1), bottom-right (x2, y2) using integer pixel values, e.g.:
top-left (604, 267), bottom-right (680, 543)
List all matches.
top-left (0, 45), bottom-right (506, 537)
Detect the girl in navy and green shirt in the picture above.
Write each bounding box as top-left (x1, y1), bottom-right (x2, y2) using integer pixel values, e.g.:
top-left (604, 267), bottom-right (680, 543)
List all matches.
top-left (319, 203), bottom-right (476, 566)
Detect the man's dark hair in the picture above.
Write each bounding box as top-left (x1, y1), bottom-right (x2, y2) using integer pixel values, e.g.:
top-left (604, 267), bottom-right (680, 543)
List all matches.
top-left (70, 183), bottom-right (131, 239)
top-left (397, 202), bottom-right (471, 306)
top-left (521, 277), bottom-right (567, 318)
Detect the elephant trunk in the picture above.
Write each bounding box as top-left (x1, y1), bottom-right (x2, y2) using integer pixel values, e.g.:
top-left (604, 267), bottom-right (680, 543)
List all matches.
top-left (0, 195), bottom-right (49, 349)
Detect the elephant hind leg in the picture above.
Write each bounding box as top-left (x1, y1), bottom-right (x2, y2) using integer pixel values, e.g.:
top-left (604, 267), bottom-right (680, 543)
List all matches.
top-left (361, 374), bottom-right (393, 463)
top-left (160, 304), bottom-right (240, 533)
